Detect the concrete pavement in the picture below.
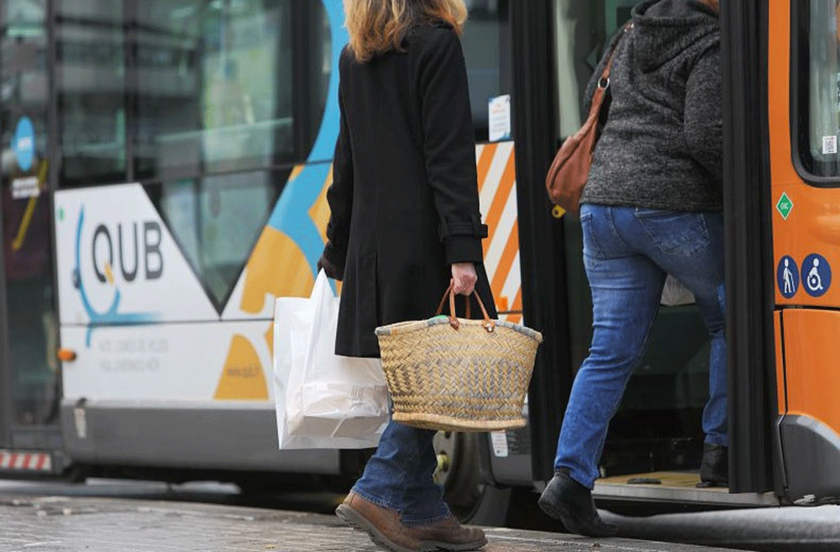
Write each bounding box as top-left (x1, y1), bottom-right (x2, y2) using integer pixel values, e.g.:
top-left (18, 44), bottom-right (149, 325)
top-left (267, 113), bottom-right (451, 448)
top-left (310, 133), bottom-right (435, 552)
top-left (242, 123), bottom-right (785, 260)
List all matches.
top-left (0, 493), bottom-right (743, 552)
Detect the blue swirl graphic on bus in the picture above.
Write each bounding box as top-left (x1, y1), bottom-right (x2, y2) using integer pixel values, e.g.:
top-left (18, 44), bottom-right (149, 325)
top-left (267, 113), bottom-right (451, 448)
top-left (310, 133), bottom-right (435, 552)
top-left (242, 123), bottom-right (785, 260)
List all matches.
top-left (74, 209), bottom-right (159, 346)
top-left (265, 0), bottom-right (347, 276)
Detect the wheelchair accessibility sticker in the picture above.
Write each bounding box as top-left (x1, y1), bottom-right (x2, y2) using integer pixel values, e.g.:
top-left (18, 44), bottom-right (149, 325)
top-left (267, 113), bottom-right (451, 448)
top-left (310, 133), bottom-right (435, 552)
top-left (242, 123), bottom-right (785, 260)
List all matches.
top-left (801, 254), bottom-right (831, 298)
top-left (777, 256), bottom-right (799, 299)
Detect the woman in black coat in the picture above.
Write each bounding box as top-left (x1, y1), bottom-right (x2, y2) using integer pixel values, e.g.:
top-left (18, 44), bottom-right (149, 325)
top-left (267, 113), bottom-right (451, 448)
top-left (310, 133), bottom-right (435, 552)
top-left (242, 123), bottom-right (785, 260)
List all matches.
top-left (321, 1), bottom-right (493, 551)
top-left (320, 10), bottom-right (496, 358)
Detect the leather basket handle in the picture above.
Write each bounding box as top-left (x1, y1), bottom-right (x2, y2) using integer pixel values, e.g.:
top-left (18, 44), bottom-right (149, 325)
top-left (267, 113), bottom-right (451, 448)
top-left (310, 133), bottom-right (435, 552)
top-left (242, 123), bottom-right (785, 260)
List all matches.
top-left (435, 284), bottom-right (495, 333)
top-left (435, 283), bottom-right (472, 319)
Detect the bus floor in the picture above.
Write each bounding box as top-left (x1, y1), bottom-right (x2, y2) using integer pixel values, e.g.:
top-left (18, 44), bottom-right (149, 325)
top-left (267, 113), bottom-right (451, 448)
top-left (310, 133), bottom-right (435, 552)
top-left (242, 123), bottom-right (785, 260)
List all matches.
top-left (593, 470), bottom-right (780, 511)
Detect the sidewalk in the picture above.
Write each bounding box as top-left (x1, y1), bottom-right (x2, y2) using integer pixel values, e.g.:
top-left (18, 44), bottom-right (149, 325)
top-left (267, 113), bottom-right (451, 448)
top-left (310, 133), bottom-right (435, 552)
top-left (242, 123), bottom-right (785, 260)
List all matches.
top-left (0, 493), bottom-right (741, 552)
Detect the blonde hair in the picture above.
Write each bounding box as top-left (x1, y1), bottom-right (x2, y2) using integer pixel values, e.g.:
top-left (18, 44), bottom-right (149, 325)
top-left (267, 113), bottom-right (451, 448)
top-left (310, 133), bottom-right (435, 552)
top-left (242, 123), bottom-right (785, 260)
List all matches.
top-left (344, 0), bottom-right (467, 62)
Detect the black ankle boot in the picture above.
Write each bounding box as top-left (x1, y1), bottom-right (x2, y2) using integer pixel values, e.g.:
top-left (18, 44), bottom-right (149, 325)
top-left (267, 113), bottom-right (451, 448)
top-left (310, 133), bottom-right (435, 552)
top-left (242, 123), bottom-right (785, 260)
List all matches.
top-left (538, 471), bottom-right (618, 538)
top-left (697, 443), bottom-right (728, 488)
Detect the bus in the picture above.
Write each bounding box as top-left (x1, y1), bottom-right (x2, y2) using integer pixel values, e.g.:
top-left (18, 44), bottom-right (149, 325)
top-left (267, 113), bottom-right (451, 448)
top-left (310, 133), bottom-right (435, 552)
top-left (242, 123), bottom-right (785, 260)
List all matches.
top-left (0, 0), bottom-right (837, 524)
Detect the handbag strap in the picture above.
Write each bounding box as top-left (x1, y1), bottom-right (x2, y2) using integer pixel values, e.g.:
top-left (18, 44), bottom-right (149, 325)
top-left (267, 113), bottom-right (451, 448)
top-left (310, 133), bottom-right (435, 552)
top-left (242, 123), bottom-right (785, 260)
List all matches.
top-left (588, 22), bottom-right (634, 120)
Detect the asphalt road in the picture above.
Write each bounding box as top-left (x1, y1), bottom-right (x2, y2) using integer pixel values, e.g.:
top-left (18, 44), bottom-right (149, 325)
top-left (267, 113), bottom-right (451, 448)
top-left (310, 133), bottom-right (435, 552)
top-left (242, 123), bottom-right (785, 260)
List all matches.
top-left (0, 479), bottom-right (838, 552)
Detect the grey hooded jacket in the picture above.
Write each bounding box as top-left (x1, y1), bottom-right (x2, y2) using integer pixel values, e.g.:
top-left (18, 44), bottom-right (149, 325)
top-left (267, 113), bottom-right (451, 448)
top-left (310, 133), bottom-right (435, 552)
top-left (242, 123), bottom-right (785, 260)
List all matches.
top-left (580, 0), bottom-right (722, 212)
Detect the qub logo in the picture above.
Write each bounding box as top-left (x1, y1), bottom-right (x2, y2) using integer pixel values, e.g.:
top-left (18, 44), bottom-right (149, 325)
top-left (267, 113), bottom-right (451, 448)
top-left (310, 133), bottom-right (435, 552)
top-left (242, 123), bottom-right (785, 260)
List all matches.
top-left (73, 208), bottom-right (160, 346)
top-left (90, 221), bottom-right (164, 283)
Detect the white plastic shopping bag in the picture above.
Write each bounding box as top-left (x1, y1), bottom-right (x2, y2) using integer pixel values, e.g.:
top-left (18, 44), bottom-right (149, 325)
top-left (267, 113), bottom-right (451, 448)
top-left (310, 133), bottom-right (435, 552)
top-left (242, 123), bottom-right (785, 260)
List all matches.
top-left (660, 274), bottom-right (696, 306)
top-left (274, 270), bottom-right (388, 449)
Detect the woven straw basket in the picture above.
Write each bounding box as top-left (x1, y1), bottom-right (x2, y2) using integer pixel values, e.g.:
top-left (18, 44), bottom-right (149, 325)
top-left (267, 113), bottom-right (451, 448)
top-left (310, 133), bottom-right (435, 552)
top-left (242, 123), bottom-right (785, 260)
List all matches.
top-left (375, 286), bottom-right (543, 432)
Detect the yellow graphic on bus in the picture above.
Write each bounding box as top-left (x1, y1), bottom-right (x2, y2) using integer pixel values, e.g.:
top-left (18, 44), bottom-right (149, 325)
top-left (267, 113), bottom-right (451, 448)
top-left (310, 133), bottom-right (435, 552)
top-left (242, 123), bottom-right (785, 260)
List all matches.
top-left (11, 161), bottom-right (48, 251)
top-left (309, 168), bottom-right (333, 245)
top-left (216, 165), bottom-right (335, 402)
top-left (238, 165), bottom-right (332, 316)
top-left (214, 334), bottom-right (269, 401)
top-left (240, 228), bottom-right (316, 315)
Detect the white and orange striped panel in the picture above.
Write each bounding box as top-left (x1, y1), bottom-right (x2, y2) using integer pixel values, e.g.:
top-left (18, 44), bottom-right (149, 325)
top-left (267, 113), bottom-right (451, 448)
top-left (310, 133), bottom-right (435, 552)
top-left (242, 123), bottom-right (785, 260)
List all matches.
top-left (0, 450), bottom-right (52, 472)
top-left (477, 142), bottom-right (522, 324)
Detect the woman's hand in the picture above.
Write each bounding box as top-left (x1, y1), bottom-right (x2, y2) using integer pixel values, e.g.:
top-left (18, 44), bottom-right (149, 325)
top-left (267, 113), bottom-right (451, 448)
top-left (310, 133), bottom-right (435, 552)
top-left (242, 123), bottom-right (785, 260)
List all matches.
top-left (317, 254), bottom-right (343, 281)
top-left (451, 263), bottom-right (477, 296)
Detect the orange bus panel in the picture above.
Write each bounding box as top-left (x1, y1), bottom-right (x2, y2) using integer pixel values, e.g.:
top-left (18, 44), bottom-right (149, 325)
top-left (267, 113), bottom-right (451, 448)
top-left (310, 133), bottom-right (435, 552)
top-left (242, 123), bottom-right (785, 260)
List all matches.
top-left (769, 0), bottom-right (840, 309)
top-left (781, 309), bottom-right (840, 436)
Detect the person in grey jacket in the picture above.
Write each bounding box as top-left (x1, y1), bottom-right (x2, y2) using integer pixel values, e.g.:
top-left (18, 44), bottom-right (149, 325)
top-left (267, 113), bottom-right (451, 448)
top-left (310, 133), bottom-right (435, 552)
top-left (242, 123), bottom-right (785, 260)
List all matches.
top-left (539, 0), bottom-right (725, 537)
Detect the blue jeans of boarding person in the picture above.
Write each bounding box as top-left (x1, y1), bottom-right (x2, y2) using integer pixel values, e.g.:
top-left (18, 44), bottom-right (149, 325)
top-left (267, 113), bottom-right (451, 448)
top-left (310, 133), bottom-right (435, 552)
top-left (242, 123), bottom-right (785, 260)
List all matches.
top-left (352, 419), bottom-right (450, 525)
top-left (555, 204), bottom-right (727, 489)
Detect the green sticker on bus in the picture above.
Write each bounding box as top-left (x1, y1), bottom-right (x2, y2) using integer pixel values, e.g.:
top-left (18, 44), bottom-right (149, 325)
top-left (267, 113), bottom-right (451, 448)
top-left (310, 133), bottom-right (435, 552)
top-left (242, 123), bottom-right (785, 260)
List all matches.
top-left (776, 193), bottom-right (793, 220)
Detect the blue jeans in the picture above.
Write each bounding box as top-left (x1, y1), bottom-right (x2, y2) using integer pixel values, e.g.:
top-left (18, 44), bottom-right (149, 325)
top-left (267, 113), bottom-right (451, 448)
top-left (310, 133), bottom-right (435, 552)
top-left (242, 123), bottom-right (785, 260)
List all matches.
top-left (352, 420), bottom-right (450, 525)
top-left (555, 204), bottom-right (727, 489)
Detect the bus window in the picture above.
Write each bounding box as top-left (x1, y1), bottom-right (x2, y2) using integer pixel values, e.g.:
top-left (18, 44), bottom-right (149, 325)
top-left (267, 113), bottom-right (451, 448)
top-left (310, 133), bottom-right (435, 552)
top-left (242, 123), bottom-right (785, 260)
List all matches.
top-left (461, 0), bottom-right (511, 142)
top-left (147, 171), bottom-right (289, 309)
top-left (133, 0), bottom-right (308, 179)
top-left (56, 0), bottom-right (127, 186)
top-left (797, 0), bottom-right (840, 180)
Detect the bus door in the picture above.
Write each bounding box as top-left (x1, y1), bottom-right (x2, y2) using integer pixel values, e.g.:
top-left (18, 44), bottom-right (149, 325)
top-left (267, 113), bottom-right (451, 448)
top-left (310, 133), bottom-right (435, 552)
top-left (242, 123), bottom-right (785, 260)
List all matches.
top-left (768, 0), bottom-right (840, 503)
top-left (509, 0), bottom-right (782, 508)
top-left (0, 0), bottom-right (64, 477)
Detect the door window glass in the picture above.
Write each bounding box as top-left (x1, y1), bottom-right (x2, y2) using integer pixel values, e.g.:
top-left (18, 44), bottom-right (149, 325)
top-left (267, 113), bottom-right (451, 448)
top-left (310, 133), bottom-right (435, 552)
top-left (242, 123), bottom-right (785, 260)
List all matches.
top-left (1, 0), bottom-right (60, 426)
top-left (554, 0), bottom-right (712, 474)
top-left (797, 0), bottom-right (840, 179)
top-left (462, 0), bottom-right (512, 142)
top-left (553, 0), bottom-right (636, 138)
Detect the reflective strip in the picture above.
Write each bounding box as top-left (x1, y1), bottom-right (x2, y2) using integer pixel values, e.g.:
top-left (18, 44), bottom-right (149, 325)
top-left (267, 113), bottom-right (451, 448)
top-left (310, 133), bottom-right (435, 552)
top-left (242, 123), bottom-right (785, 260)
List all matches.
top-left (0, 450), bottom-right (52, 471)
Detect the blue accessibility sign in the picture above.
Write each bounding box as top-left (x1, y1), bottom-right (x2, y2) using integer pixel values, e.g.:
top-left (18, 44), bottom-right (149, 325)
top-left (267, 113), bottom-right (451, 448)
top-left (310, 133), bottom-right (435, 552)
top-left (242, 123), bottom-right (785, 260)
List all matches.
top-left (14, 117), bottom-right (35, 172)
top-left (801, 254), bottom-right (832, 298)
top-left (777, 256), bottom-right (799, 298)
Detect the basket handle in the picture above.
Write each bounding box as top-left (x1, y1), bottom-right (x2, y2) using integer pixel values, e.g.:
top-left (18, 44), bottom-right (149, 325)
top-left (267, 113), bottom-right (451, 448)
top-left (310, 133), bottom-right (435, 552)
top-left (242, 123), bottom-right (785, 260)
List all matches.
top-left (435, 284), bottom-right (495, 333)
top-left (435, 284), bottom-right (472, 319)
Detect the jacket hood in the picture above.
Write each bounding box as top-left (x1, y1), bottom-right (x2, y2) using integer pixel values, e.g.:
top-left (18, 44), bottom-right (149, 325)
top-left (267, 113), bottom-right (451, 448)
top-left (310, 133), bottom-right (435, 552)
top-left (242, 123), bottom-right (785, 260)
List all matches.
top-left (631, 0), bottom-right (719, 71)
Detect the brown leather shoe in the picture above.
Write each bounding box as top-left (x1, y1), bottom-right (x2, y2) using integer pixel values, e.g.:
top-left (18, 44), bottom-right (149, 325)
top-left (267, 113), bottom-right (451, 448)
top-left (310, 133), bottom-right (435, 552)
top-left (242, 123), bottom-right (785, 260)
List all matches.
top-left (403, 515), bottom-right (487, 551)
top-left (336, 492), bottom-right (422, 552)
top-left (336, 492), bottom-right (487, 551)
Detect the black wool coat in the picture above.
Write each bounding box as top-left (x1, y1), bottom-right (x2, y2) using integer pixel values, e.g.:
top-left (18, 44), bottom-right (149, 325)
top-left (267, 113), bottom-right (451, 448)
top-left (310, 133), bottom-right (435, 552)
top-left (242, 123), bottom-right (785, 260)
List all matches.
top-left (322, 23), bottom-right (497, 358)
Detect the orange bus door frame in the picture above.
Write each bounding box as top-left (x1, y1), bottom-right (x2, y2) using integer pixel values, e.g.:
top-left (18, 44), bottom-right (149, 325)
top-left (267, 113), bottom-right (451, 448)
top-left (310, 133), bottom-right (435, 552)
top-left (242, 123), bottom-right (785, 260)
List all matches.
top-left (772, 1), bottom-right (840, 503)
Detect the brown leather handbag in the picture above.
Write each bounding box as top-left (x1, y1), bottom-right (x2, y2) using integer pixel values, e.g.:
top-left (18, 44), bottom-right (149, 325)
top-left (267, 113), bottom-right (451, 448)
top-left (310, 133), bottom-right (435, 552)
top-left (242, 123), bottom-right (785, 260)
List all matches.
top-left (546, 24), bottom-right (632, 215)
